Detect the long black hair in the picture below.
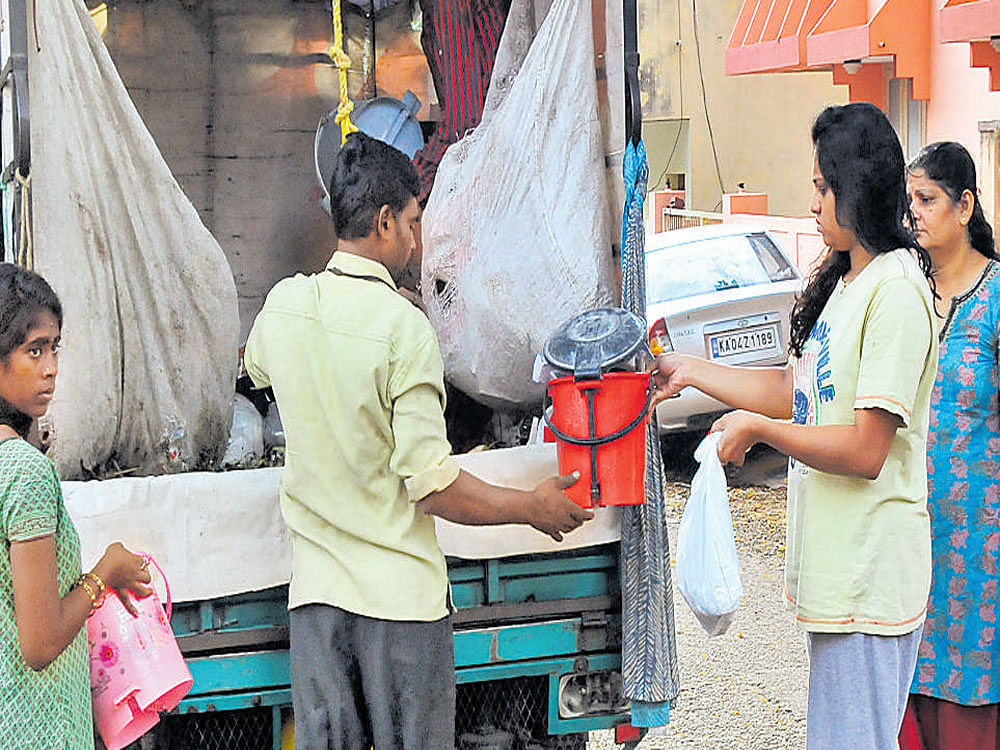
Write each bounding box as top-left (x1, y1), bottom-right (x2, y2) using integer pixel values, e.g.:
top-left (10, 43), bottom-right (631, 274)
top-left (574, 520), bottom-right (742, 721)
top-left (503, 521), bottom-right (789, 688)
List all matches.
top-left (909, 141), bottom-right (998, 261)
top-left (0, 265), bottom-right (62, 437)
top-left (788, 103), bottom-right (933, 356)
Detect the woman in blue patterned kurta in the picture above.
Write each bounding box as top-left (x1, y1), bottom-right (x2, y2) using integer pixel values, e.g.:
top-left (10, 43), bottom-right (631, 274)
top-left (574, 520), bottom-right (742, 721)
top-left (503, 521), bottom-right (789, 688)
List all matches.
top-left (902, 142), bottom-right (1000, 750)
top-left (0, 265), bottom-right (152, 748)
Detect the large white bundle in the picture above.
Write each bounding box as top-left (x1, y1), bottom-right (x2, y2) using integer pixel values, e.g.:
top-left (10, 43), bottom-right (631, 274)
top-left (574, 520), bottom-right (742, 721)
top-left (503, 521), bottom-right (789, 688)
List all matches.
top-left (421, 0), bottom-right (615, 407)
top-left (28, 0), bottom-right (239, 477)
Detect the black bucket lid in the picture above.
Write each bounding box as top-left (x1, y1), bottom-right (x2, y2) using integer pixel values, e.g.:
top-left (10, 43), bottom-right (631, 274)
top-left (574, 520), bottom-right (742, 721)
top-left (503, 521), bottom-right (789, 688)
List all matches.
top-left (543, 308), bottom-right (646, 381)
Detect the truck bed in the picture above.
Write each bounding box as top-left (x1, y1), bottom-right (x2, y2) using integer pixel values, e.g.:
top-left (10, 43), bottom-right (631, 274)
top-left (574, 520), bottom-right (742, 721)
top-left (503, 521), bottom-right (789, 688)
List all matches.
top-left (159, 544), bottom-right (626, 748)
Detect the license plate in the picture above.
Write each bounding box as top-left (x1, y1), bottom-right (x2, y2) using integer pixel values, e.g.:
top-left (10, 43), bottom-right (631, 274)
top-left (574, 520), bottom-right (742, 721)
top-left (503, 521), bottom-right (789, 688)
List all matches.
top-left (709, 324), bottom-right (778, 358)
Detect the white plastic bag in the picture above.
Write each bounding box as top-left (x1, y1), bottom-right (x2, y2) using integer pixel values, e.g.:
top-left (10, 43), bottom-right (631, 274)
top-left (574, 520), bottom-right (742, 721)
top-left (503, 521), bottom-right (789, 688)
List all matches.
top-left (676, 433), bottom-right (743, 636)
top-left (222, 395), bottom-right (264, 468)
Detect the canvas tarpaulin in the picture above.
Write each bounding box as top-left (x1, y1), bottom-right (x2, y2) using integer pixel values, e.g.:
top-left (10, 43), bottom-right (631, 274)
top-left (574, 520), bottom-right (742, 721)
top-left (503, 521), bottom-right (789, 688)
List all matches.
top-left (27, 0), bottom-right (239, 477)
top-left (420, 0), bottom-right (615, 407)
top-left (63, 444), bottom-right (622, 602)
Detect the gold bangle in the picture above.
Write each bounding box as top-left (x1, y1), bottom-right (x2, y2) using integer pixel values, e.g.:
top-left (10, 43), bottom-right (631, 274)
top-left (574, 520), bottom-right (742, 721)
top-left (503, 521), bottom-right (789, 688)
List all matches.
top-left (83, 571), bottom-right (105, 592)
top-left (76, 576), bottom-right (99, 610)
top-left (80, 572), bottom-right (107, 608)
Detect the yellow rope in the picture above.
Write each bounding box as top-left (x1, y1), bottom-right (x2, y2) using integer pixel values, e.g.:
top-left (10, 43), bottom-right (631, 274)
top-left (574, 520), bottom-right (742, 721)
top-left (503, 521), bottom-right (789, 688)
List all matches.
top-left (15, 170), bottom-right (32, 271)
top-left (329, 0), bottom-right (358, 144)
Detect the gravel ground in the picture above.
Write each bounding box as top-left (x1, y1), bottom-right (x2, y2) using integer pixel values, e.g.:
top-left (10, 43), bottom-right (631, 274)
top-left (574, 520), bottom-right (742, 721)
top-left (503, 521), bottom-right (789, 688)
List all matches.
top-left (589, 451), bottom-right (809, 749)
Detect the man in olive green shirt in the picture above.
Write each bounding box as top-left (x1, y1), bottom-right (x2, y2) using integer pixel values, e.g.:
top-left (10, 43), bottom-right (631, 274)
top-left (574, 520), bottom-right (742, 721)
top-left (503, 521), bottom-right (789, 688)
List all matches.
top-left (244, 133), bottom-right (591, 749)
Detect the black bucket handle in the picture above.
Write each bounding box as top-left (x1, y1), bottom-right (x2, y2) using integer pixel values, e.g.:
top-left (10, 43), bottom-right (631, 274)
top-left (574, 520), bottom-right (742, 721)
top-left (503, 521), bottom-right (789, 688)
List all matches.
top-left (542, 371), bottom-right (654, 447)
top-left (542, 372), bottom-right (653, 505)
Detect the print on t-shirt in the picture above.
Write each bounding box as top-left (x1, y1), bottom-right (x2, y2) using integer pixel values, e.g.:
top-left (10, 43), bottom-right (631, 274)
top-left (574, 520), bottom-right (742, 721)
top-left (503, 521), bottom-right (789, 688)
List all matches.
top-left (791, 320), bottom-right (835, 468)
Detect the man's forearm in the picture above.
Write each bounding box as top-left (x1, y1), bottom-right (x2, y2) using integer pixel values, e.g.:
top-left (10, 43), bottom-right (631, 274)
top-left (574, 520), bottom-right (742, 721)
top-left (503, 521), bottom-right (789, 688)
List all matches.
top-left (417, 469), bottom-right (531, 526)
top-left (417, 468), bottom-right (592, 542)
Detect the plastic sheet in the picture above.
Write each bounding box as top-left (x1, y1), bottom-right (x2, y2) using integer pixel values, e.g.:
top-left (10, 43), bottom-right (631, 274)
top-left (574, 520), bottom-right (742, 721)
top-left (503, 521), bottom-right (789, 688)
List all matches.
top-left (222, 395), bottom-right (264, 467)
top-left (420, 0), bottom-right (615, 407)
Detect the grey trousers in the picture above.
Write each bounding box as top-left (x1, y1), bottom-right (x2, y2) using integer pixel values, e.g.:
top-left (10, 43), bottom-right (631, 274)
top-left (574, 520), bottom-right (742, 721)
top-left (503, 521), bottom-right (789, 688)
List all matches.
top-left (805, 628), bottom-right (922, 750)
top-left (289, 603), bottom-right (456, 750)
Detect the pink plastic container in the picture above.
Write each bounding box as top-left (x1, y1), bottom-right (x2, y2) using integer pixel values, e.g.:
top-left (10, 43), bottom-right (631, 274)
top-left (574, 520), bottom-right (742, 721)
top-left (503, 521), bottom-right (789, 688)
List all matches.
top-left (87, 555), bottom-right (193, 750)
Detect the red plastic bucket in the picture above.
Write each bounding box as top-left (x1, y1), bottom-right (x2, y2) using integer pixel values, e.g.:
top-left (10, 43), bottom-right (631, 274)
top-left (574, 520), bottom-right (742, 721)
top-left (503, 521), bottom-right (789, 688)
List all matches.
top-left (545, 371), bottom-right (650, 508)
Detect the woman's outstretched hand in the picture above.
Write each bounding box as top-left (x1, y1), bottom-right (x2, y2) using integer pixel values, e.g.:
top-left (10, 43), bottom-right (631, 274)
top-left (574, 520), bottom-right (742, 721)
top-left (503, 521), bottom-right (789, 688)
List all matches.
top-left (93, 542), bottom-right (153, 617)
top-left (709, 410), bottom-right (764, 466)
top-left (650, 352), bottom-right (692, 407)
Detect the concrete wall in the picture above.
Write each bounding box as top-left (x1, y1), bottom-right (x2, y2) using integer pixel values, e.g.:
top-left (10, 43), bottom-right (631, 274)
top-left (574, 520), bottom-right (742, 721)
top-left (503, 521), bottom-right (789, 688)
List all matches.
top-left (637, 0), bottom-right (847, 216)
top-left (642, 2), bottom-right (1000, 225)
top-left (103, 0), bottom-right (428, 342)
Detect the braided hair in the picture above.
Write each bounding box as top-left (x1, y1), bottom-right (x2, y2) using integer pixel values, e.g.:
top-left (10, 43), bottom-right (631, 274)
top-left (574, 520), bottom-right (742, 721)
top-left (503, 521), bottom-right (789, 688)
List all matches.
top-left (0, 265), bottom-right (62, 437)
top-left (909, 141), bottom-right (998, 261)
top-left (788, 103), bottom-right (933, 357)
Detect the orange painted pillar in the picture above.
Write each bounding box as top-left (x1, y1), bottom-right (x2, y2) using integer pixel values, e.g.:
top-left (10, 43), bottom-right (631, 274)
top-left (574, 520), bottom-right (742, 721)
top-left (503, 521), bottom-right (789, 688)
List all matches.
top-left (723, 192), bottom-right (769, 216)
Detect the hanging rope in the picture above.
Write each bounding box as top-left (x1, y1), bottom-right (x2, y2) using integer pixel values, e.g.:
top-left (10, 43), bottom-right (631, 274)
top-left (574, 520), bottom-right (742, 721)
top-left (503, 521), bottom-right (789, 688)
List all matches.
top-left (15, 170), bottom-right (33, 270)
top-left (329, 0), bottom-right (359, 144)
top-left (0, 181), bottom-right (10, 264)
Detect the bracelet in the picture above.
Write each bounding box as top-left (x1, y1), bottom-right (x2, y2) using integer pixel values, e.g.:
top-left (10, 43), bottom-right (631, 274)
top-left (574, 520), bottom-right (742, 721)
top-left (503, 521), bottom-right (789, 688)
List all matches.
top-left (76, 576), bottom-right (98, 604)
top-left (77, 571), bottom-right (107, 611)
top-left (84, 572), bottom-right (107, 607)
top-left (83, 571), bottom-right (106, 594)
top-left (75, 576), bottom-right (101, 613)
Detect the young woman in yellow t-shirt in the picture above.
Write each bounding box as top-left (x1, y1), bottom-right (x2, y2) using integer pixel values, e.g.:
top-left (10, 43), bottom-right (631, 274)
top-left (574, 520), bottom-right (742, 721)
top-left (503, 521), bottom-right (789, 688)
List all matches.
top-left (652, 102), bottom-right (938, 749)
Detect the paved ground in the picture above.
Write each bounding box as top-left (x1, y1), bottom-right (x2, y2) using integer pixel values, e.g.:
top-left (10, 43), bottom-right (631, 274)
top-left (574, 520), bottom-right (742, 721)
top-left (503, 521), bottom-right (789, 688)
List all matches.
top-left (588, 444), bottom-right (809, 749)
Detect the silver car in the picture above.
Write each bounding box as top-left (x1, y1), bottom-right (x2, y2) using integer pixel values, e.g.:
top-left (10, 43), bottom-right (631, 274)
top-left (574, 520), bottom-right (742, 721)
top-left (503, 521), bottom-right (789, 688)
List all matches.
top-left (644, 224), bottom-right (804, 433)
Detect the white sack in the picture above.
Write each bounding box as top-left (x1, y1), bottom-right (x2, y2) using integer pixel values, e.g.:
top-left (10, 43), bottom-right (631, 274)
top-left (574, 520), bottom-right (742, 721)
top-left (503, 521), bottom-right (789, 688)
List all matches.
top-left (420, 0), bottom-right (615, 407)
top-left (28, 0), bottom-right (239, 477)
top-left (676, 433), bottom-right (744, 636)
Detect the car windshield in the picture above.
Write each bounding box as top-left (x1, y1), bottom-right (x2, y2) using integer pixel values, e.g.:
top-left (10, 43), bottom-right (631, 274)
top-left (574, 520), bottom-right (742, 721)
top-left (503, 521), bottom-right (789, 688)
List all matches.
top-left (645, 232), bottom-right (797, 305)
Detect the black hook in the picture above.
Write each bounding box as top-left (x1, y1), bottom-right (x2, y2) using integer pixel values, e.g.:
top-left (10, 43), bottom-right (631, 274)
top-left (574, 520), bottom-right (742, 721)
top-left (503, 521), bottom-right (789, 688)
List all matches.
top-left (623, 0), bottom-right (642, 147)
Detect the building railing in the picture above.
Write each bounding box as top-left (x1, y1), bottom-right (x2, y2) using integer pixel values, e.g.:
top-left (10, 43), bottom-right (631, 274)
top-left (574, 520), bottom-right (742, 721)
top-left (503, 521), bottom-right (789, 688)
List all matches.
top-left (651, 192), bottom-right (825, 276)
top-left (661, 207), bottom-right (724, 231)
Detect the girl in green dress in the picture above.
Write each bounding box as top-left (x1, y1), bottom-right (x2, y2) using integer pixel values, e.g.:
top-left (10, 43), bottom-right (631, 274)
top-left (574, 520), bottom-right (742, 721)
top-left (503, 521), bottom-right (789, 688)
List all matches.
top-left (0, 264), bottom-right (152, 748)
